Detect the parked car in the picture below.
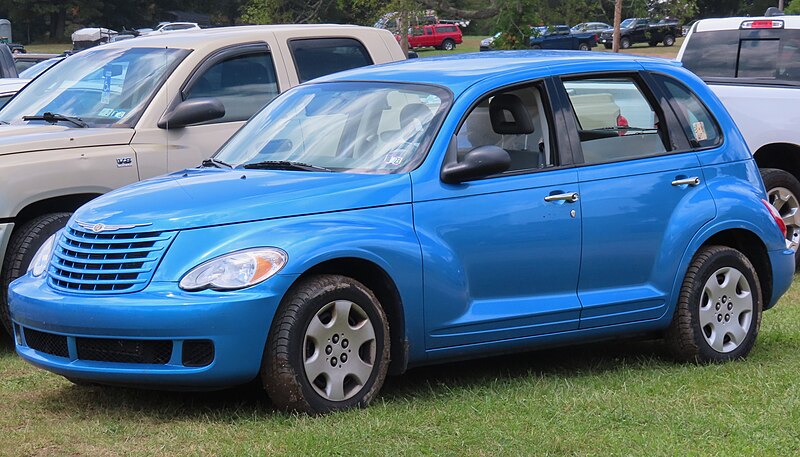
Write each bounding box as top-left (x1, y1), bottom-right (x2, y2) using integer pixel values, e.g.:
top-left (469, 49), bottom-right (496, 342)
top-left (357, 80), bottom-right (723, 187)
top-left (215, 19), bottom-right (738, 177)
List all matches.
top-left (678, 14), bottom-right (800, 267)
top-left (17, 56), bottom-right (63, 79)
top-left (9, 51), bottom-right (793, 414)
top-left (144, 22), bottom-right (201, 35)
top-left (571, 22), bottom-right (611, 33)
top-left (530, 25), bottom-right (597, 50)
top-left (598, 18), bottom-right (681, 48)
top-left (12, 53), bottom-right (57, 74)
top-left (0, 25), bottom-right (407, 337)
top-left (0, 78), bottom-right (26, 108)
top-left (405, 23), bottom-right (463, 50)
top-left (479, 32), bottom-right (501, 51)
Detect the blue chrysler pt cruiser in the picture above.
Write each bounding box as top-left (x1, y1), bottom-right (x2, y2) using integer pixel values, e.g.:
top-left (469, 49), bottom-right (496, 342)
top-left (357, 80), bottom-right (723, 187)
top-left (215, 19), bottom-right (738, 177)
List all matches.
top-left (8, 52), bottom-right (795, 414)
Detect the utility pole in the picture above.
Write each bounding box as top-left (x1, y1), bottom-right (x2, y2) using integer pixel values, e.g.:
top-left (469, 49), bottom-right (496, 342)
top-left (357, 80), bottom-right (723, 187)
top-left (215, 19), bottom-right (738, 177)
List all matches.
top-left (613, 0), bottom-right (622, 52)
top-left (779, 0), bottom-right (785, 10)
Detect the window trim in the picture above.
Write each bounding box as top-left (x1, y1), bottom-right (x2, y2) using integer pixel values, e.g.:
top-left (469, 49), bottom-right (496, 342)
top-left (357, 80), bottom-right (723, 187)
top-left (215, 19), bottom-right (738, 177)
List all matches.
top-left (556, 70), bottom-right (686, 167)
top-left (158, 42), bottom-right (275, 128)
top-left (439, 78), bottom-right (571, 183)
top-left (286, 37), bottom-right (374, 84)
top-left (649, 71), bottom-right (725, 152)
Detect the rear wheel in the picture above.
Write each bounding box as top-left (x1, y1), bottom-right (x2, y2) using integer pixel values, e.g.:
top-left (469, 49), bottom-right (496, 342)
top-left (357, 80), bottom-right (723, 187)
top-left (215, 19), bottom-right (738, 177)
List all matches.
top-left (761, 168), bottom-right (800, 268)
top-left (263, 275), bottom-right (390, 414)
top-left (578, 42), bottom-right (590, 51)
top-left (666, 246), bottom-right (762, 363)
top-left (1, 213), bottom-right (71, 336)
top-left (442, 39), bottom-right (455, 51)
top-left (663, 35), bottom-right (675, 46)
top-left (532, 44), bottom-right (543, 50)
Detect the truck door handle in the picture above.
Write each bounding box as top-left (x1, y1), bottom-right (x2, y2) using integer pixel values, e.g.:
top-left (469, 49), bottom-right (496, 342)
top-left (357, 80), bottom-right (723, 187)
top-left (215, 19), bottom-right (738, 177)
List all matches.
top-left (671, 177), bottom-right (701, 187)
top-left (544, 192), bottom-right (579, 203)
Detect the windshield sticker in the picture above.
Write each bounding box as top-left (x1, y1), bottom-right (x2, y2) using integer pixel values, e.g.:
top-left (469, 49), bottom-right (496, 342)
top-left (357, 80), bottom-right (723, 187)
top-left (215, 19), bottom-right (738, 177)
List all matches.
top-left (692, 121), bottom-right (708, 142)
top-left (101, 70), bottom-right (112, 104)
top-left (384, 153), bottom-right (405, 166)
top-left (111, 110), bottom-right (127, 119)
top-left (98, 108), bottom-right (114, 117)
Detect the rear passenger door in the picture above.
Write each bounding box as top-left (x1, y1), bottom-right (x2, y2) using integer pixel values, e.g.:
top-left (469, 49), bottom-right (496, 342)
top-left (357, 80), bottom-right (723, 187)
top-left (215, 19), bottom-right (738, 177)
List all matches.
top-left (555, 72), bottom-right (716, 328)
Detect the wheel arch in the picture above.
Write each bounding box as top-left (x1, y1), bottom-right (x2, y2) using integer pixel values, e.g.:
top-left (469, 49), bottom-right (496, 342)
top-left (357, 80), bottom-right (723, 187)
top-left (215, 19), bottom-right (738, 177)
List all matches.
top-left (294, 257), bottom-right (408, 375)
top-left (13, 193), bottom-right (101, 225)
top-left (753, 143), bottom-right (800, 181)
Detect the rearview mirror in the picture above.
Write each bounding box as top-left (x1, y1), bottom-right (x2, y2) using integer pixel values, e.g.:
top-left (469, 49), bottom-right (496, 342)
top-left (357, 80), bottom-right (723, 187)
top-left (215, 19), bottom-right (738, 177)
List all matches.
top-left (158, 98), bottom-right (225, 129)
top-left (441, 145), bottom-right (510, 184)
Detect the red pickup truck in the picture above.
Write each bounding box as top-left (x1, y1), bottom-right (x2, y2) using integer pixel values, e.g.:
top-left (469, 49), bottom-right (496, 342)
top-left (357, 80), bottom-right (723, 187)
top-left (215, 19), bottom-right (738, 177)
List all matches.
top-left (405, 24), bottom-right (463, 50)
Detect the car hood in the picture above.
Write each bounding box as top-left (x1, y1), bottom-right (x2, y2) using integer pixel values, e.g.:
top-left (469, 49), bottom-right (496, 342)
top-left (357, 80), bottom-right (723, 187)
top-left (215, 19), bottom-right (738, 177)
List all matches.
top-left (72, 168), bottom-right (413, 232)
top-left (0, 125), bottom-right (134, 156)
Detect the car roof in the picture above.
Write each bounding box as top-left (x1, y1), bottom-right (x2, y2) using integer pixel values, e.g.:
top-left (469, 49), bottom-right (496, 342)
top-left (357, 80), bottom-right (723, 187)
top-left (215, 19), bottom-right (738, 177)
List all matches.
top-left (98, 24), bottom-right (380, 51)
top-left (317, 51), bottom-right (669, 95)
top-left (695, 15), bottom-right (800, 32)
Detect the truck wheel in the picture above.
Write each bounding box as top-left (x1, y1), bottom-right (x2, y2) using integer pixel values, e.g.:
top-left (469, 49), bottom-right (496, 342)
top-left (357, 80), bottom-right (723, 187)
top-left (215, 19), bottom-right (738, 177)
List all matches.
top-left (665, 246), bottom-right (762, 363)
top-left (663, 35), bottom-right (675, 46)
top-left (648, 41), bottom-right (658, 47)
top-left (579, 42), bottom-right (590, 51)
top-left (532, 44), bottom-right (543, 50)
top-left (0, 213), bottom-right (72, 336)
top-left (620, 37), bottom-right (631, 49)
top-left (263, 274), bottom-right (390, 414)
top-left (761, 168), bottom-right (800, 268)
top-left (442, 39), bottom-right (455, 51)
top-left (603, 43), bottom-right (612, 49)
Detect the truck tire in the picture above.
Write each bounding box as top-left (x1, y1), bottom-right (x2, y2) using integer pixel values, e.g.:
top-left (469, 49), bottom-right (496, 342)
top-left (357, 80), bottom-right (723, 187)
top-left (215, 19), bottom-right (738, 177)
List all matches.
top-left (532, 44), bottom-right (542, 50)
top-left (663, 35), bottom-right (675, 46)
top-left (442, 39), bottom-right (455, 51)
top-left (603, 43), bottom-right (612, 49)
top-left (620, 37), bottom-right (631, 49)
top-left (761, 168), bottom-right (800, 269)
top-left (579, 42), bottom-right (590, 51)
top-left (0, 212), bottom-right (72, 336)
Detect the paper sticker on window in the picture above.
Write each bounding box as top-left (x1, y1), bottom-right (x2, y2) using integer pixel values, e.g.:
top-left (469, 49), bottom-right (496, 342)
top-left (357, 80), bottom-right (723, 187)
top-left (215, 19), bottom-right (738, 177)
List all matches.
top-left (692, 121), bottom-right (708, 142)
top-left (111, 110), bottom-right (127, 119)
top-left (98, 108), bottom-right (114, 117)
top-left (384, 153), bottom-right (405, 166)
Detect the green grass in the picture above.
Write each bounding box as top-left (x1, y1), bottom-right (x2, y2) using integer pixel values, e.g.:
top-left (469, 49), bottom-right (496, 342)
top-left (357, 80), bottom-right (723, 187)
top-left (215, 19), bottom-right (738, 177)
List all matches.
top-left (22, 43), bottom-right (72, 55)
top-left (1, 277), bottom-right (800, 455)
top-left (417, 35), bottom-right (682, 59)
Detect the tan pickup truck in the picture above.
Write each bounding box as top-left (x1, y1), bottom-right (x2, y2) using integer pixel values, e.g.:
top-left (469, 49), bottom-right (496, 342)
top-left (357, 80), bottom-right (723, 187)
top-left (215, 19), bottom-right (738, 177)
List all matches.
top-left (0, 24), bottom-right (406, 335)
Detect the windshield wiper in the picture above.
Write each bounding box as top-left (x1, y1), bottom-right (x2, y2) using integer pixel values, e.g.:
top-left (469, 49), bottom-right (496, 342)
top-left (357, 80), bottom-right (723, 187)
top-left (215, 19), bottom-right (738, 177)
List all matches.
top-left (242, 160), bottom-right (332, 172)
top-left (22, 112), bottom-right (87, 128)
top-left (201, 158), bottom-right (232, 169)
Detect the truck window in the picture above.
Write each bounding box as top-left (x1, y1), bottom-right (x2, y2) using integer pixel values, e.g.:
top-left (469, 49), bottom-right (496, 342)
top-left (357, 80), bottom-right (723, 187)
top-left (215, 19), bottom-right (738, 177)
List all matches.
top-left (289, 38), bottom-right (373, 84)
top-left (683, 29), bottom-right (800, 82)
top-left (563, 77), bottom-right (667, 165)
top-left (185, 52), bottom-right (279, 124)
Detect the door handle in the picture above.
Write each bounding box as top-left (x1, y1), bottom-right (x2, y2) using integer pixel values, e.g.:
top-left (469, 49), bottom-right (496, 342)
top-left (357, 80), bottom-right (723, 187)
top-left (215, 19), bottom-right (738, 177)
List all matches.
top-left (671, 177), bottom-right (701, 187)
top-left (544, 192), bottom-right (579, 203)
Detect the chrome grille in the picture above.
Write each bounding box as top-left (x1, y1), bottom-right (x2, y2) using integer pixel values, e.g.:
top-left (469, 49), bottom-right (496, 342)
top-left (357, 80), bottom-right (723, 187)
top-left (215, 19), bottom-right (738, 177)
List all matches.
top-left (48, 225), bottom-right (175, 294)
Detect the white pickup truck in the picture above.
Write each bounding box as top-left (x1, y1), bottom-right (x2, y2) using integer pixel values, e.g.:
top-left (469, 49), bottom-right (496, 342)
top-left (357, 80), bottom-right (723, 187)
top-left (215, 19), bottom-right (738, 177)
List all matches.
top-left (678, 14), bottom-right (800, 267)
top-left (0, 25), bottom-right (406, 336)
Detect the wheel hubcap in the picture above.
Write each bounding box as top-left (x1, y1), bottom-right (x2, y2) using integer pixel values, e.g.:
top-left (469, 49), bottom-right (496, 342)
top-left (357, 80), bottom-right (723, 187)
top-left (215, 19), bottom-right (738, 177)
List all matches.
top-left (699, 267), bottom-right (753, 353)
top-left (303, 300), bottom-right (376, 401)
top-left (768, 186), bottom-right (800, 251)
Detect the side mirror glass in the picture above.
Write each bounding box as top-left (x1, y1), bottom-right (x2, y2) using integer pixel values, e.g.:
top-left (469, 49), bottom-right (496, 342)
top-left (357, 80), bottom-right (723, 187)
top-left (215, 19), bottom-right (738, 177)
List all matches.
top-left (441, 145), bottom-right (511, 184)
top-left (158, 98), bottom-right (225, 129)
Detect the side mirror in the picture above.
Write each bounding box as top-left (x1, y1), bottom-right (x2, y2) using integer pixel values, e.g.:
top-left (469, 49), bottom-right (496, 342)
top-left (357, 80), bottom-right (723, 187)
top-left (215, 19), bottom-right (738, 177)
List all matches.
top-left (441, 145), bottom-right (510, 184)
top-left (407, 51), bottom-right (419, 59)
top-left (158, 98), bottom-right (225, 129)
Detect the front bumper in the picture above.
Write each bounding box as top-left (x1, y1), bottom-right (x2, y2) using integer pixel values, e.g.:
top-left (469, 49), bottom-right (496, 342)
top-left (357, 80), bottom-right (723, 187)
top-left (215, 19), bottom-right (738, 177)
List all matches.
top-left (9, 274), bottom-right (297, 388)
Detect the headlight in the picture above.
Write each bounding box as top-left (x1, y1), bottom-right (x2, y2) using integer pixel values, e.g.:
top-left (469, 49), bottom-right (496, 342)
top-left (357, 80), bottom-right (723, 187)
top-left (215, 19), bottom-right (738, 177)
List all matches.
top-left (28, 232), bottom-right (59, 277)
top-left (179, 247), bottom-right (288, 291)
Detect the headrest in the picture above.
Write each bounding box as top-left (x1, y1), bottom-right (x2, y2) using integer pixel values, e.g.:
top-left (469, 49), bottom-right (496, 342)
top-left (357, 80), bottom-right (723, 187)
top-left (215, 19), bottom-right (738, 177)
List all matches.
top-left (489, 94), bottom-right (535, 135)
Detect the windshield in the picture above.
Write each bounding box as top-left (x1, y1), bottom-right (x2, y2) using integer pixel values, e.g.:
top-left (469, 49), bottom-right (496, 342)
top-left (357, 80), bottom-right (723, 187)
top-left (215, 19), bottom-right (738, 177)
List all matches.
top-left (0, 47), bottom-right (188, 128)
top-left (215, 82), bottom-right (451, 174)
top-left (621, 19), bottom-right (636, 28)
top-left (18, 57), bottom-right (63, 79)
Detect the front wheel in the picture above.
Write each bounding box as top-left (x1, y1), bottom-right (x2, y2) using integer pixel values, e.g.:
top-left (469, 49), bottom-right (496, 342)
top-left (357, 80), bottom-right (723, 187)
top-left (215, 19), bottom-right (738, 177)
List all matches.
top-left (665, 245), bottom-right (762, 363)
top-left (263, 275), bottom-right (390, 414)
top-left (620, 37), bottom-right (631, 49)
top-left (761, 168), bottom-right (800, 267)
top-left (578, 42), bottom-right (590, 51)
top-left (1, 212), bottom-right (72, 336)
top-left (663, 35), bottom-right (675, 46)
top-left (442, 39), bottom-right (455, 51)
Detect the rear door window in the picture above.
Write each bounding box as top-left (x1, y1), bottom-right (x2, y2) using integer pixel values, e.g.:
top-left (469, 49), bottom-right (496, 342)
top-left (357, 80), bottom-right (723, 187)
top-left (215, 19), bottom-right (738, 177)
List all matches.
top-left (562, 76), bottom-right (668, 165)
top-left (289, 38), bottom-right (373, 83)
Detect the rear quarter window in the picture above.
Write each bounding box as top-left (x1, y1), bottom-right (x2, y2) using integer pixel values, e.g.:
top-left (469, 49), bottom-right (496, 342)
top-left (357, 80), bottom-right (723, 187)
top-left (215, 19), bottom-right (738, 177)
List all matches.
top-left (289, 38), bottom-right (374, 84)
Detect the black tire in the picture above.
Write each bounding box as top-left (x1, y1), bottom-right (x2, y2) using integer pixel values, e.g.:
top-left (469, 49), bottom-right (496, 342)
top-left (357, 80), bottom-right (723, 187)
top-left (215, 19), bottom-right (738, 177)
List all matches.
top-left (263, 274), bottom-right (390, 414)
top-left (665, 246), bottom-right (762, 363)
top-left (620, 37), bottom-right (631, 49)
top-left (648, 41), bottom-right (658, 47)
top-left (1, 213), bottom-right (72, 336)
top-left (760, 167), bottom-right (800, 269)
top-left (663, 35), bottom-right (675, 46)
top-left (532, 44), bottom-right (542, 50)
top-left (603, 43), bottom-right (612, 49)
top-left (442, 39), bottom-right (455, 51)
top-left (578, 42), bottom-right (590, 51)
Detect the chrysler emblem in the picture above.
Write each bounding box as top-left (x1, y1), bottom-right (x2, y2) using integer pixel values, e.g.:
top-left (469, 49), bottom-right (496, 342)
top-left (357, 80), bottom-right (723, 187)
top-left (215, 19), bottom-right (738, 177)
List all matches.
top-left (76, 221), bottom-right (153, 233)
